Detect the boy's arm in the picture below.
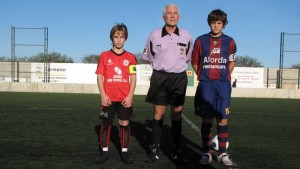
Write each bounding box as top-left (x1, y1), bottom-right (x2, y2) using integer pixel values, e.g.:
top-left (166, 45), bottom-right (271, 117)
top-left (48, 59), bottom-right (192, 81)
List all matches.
top-left (122, 74), bottom-right (136, 107)
top-left (97, 74), bottom-right (111, 106)
top-left (128, 74), bottom-right (136, 98)
top-left (228, 61), bottom-right (235, 74)
top-left (192, 64), bottom-right (198, 74)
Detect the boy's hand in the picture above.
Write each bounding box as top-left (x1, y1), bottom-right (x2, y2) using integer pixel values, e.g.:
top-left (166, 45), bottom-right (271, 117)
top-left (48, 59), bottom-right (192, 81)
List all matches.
top-left (122, 96), bottom-right (133, 108)
top-left (101, 94), bottom-right (111, 106)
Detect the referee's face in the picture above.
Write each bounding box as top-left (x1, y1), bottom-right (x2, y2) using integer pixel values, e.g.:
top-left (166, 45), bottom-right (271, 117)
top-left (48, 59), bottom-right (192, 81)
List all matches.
top-left (163, 5), bottom-right (180, 27)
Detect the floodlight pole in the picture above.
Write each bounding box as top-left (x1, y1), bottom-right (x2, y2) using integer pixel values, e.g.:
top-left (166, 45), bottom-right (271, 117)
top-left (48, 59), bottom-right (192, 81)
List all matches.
top-left (44, 27), bottom-right (49, 83)
top-left (11, 27), bottom-right (16, 82)
top-left (278, 32), bottom-right (284, 88)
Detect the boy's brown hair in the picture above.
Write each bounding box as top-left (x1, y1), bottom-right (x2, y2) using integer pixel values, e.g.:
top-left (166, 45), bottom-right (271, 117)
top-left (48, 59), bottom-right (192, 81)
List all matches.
top-left (110, 23), bottom-right (128, 41)
top-left (207, 9), bottom-right (228, 27)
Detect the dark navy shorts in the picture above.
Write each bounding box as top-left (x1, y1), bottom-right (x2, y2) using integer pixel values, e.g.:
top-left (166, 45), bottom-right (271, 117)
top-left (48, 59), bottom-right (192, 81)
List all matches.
top-left (146, 70), bottom-right (187, 106)
top-left (194, 81), bottom-right (232, 119)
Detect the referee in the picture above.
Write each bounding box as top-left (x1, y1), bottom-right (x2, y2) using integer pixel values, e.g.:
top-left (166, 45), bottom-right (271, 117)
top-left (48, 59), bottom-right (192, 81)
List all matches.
top-left (141, 4), bottom-right (193, 164)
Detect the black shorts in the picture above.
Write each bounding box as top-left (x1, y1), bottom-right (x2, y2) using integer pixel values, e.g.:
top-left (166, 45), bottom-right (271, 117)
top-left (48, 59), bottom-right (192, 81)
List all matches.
top-left (102, 102), bottom-right (133, 120)
top-left (146, 70), bottom-right (187, 106)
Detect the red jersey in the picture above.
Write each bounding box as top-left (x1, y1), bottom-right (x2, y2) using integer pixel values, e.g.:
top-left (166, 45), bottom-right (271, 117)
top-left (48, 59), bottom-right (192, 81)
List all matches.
top-left (95, 49), bottom-right (137, 102)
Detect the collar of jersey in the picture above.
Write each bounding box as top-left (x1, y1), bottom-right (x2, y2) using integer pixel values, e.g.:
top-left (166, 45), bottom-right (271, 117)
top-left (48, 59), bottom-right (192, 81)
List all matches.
top-left (161, 26), bottom-right (179, 37)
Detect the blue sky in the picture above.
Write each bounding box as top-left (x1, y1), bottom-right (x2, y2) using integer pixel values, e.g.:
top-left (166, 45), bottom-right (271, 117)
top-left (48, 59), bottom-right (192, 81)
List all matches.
top-left (1, 0), bottom-right (300, 68)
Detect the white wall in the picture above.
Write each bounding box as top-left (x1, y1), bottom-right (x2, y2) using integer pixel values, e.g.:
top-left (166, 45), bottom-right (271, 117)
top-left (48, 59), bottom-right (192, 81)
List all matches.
top-left (0, 82), bottom-right (299, 99)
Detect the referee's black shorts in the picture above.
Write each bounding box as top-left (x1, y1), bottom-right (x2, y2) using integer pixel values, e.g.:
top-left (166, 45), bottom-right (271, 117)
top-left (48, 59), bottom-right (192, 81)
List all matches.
top-left (146, 70), bottom-right (188, 106)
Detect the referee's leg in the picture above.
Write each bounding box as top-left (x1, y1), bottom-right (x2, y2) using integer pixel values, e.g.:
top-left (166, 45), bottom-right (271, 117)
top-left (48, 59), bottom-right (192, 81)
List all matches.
top-left (170, 105), bottom-right (187, 164)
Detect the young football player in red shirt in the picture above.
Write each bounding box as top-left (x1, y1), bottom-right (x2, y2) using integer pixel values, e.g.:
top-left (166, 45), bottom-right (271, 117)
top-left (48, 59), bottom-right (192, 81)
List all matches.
top-left (95, 23), bottom-right (137, 164)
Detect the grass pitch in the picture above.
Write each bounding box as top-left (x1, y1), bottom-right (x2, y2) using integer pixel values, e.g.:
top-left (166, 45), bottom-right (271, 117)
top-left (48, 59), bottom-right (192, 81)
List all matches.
top-left (0, 92), bottom-right (299, 169)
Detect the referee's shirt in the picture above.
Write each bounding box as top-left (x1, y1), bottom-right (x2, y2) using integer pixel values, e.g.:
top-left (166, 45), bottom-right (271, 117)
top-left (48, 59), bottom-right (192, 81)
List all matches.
top-left (142, 26), bottom-right (193, 73)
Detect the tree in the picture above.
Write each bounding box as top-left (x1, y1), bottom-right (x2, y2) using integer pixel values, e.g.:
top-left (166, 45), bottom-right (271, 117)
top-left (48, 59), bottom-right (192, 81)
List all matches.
top-left (235, 55), bottom-right (263, 67)
top-left (0, 56), bottom-right (9, 62)
top-left (24, 52), bottom-right (73, 63)
top-left (134, 52), bottom-right (149, 64)
top-left (0, 52), bottom-right (73, 63)
top-left (81, 54), bottom-right (99, 63)
top-left (18, 56), bottom-right (32, 62)
top-left (291, 63), bottom-right (300, 69)
top-left (0, 56), bottom-right (31, 62)
top-left (43, 52), bottom-right (74, 63)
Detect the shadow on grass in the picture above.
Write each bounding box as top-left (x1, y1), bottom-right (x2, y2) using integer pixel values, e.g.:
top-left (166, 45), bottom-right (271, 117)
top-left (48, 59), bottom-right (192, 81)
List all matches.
top-left (131, 120), bottom-right (214, 169)
top-left (94, 119), bottom-right (218, 169)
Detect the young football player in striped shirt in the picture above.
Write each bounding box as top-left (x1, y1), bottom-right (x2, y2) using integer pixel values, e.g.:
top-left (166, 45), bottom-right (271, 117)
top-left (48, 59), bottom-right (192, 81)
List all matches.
top-left (95, 23), bottom-right (137, 164)
top-left (191, 9), bottom-right (237, 167)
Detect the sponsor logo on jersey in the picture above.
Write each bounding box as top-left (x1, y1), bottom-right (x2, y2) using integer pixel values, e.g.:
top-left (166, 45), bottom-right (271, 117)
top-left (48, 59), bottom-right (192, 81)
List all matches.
top-left (204, 56), bottom-right (227, 64)
top-left (210, 48), bottom-right (220, 55)
top-left (203, 65), bottom-right (226, 69)
top-left (114, 67), bottom-right (122, 75)
top-left (107, 58), bottom-right (113, 65)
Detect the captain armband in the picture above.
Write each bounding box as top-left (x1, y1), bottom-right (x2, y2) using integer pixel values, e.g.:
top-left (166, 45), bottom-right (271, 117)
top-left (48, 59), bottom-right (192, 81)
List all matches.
top-left (129, 65), bottom-right (136, 74)
top-left (229, 54), bottom-right (236, 62)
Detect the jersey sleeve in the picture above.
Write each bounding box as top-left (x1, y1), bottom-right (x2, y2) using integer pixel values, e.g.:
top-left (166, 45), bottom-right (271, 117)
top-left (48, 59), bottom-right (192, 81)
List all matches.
top-left (141, 35), bottom-right (153, 62)
top-left (228, 39), bottom-right (237, 62)
top-left (95, 53), bottom-right (104, 75)
top-left (191, 38), bottom-right (202, 66)
top-left (129, 54), bottom-right (137, 75)
top-left (185, 33), bottom-right (194, 63)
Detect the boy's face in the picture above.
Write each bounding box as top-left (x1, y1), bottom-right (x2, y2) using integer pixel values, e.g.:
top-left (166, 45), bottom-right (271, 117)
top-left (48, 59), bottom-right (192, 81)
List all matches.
top-left (210, 20), bottom-right (224, 36)
top-left (163, 6), bottom-right (180, 27)
top-left (112, 31), bottom-right (125, 49)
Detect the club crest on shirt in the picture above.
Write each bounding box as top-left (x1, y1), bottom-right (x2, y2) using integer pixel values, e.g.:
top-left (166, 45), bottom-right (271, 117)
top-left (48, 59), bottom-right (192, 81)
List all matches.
top-left (213, 41), bottom-right (218, 46)
top-left (123, 60), bottom-right (129, 66)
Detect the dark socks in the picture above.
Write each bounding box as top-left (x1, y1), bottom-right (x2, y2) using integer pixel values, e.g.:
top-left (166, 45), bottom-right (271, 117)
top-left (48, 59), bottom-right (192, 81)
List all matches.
top-left (201, 122), bottom-right (213, 153)
top-left (171, 120), bottom-right (182, 148)
top-left (152, 119), bottom-right (163, 148)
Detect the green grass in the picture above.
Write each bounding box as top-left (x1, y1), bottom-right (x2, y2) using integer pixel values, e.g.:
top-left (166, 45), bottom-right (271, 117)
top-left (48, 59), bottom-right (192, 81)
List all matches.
top-left (0, 92), bottom-right (299, 169)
